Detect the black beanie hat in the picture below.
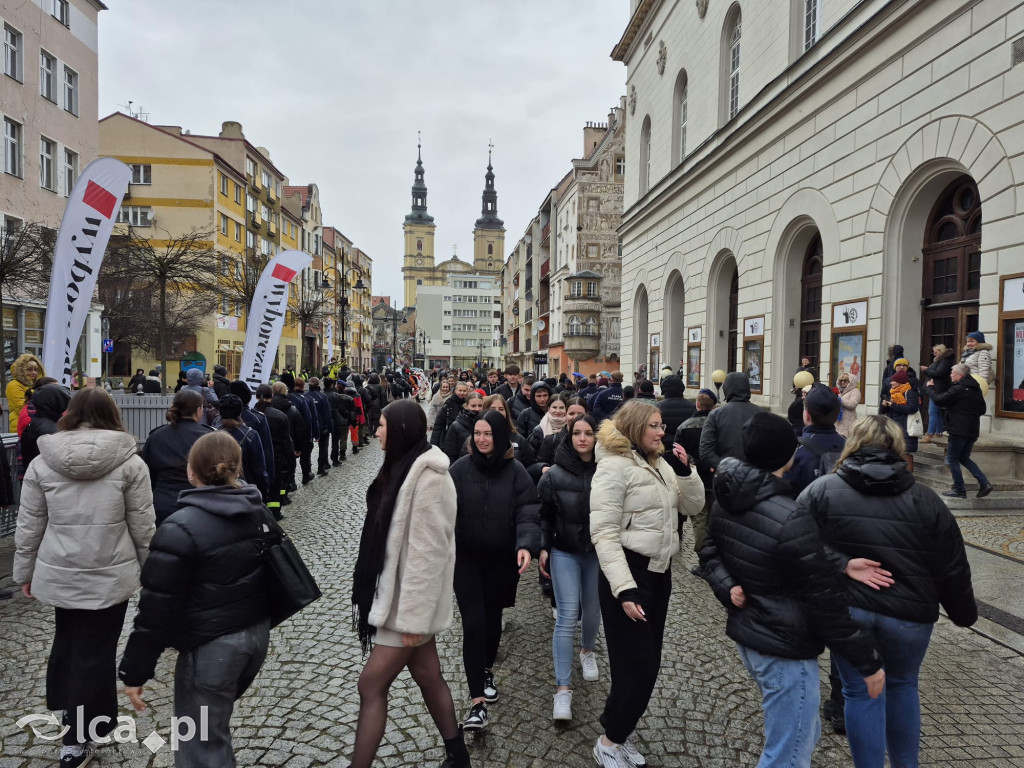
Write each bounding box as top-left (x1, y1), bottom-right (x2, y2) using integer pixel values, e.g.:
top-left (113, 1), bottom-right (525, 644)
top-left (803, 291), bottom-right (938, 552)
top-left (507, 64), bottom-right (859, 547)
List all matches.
top-left (279, 371), bottom-right (295, 390)
top-left (218, 394), bottom-right (244, 421)
top-left (229, 380), bottom-right (253, 404)
top-left (804, 383), bottom-right (840, 420)
top-left (660, 374), bottom-right (684, 397)
top-left (742, 411), bottom-right (798, 472)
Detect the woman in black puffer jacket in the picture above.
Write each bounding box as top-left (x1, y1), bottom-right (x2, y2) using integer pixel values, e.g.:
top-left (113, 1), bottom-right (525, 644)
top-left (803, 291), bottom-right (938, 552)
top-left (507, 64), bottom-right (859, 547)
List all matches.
top-left (441, 391), bottom-right (483, 463)
top-left (119, 431), bottom-right (273, 767)
top-left (448, 410), bottom-right (541, 734)
top-left (537, 415), bottom-right (600, 722)
top-left (920, 344), bottom-right (956, 442)
top-left (141, 390), bottom-right (213, 524)
top-left (797, 414), bottom-right (976, 768)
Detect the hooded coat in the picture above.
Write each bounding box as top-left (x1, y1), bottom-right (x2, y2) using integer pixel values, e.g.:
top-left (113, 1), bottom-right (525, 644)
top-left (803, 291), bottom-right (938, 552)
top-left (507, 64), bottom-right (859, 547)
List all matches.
top-left (590, 420), bottom-right (704, 597)
top-left (922, 348), bottom-right (957, 395)
top-left (699, 457), bottom-right (882, 673)
top-left (509, 389), bottom-right (531, 421)
top-left (117, 484), bottom-right (271, 686)
top-left (961, 341), bottom-right (993, 381)
top-left (797, 447), bottom-right (977, 627)
top-left (657, 376), bottom-right (696, 472)
top-left (537, 433), bottom-right (597, 554)
top-left (590, 382), bottom-right (625, 423)
top-left (14, 429), bottom-right (156, 609)
top-left (255, 399), bottom-right (294, 476)
top-left (430, 391), bottom-right (465, 446)
top-left (272, 393), bottom-right (306, 457)
top-left (142, 418), bottom-right (215, 523)
top-left (442, 406), bottom-right (478, 464)
top-left (515, 383), bottom-right (550, 438)
top-left (19, 385), bottom-right (71, 471)
top-left (698, 373), bottom-right (763, 473)
top-left (6, 353), bottom-right (44, 431)
top-left (924, 374), bottom-right (987, 440)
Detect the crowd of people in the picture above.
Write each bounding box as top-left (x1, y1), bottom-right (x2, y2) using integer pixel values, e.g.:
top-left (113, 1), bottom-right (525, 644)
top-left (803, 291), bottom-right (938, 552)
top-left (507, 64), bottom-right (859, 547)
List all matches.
top-left (5, 340), bottom-right (986, 768)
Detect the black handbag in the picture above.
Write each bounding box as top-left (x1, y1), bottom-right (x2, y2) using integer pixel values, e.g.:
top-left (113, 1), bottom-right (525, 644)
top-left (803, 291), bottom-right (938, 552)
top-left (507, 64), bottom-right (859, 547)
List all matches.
top-left (260, 511), bottom-right (322, 628)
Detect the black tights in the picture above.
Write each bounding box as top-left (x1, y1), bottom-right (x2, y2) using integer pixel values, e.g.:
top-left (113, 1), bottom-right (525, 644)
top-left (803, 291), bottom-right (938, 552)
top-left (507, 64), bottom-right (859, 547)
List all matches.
top-left (350, 638), bottom-right (458, 768)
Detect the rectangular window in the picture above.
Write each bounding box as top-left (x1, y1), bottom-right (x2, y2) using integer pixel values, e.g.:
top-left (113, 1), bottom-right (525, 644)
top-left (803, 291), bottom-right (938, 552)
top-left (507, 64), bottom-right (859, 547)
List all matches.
top-left (245, 156), bottom-right (256, 178)
top-left (52, 0), bottom-right (70, 26)
top-left (221, 297), bottom-right (230, 315)
top-left (40, 51), bottom-right (56, 101)
top-left (803, 0), bottom-right (821, 52)
top-left (221, 255), bottom-right (231, 276)
top-left (39, 137), bottom-right (55, 190)
top-left (586, 281), bottom-right (598, 298)
top-left (117, 206), bottom-right (153, 227)
top-left (62, 148), bottom-right (77, 196)
top-left (4, 117), bottom-right (22, 177)
top-left (220, 214), bottom-right (228, 236)
top-left (570, 281), bottom-right (582, 298)
top-left (261, 170), bottom-right (271, 189)
top-left (220, 174), bottom-right (228, 195)
top-left (4, 24), bottom-right (22, 82)
top-left (234, 222), bottom-right (242, 242)
top-left (129, 163), bottom-right (151, 184)
top-left (234, 182), bottom-right (242, 204)
top-left (64, 65), bottom-right (78, 115)
top-left (246, 230), bottom-right (255, 249)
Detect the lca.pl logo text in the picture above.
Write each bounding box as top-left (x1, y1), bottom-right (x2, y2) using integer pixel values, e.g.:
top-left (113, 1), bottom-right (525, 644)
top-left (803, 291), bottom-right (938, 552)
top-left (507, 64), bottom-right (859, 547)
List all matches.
top-left (16, 706), bottom-right (210, 753)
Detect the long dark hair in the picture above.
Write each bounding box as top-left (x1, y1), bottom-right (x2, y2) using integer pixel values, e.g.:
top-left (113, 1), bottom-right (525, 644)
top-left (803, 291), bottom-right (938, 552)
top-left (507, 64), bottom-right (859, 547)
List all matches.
top-left (352, 399), bottom-right (431, 651)
top-left (58, 388), bottom-right (126, 432)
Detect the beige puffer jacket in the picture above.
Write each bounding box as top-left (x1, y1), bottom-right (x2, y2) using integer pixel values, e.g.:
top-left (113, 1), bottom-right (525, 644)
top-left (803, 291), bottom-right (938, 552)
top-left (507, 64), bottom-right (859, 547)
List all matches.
top-left (14, 428), bottom-right (156, 610)
top-left (590, 420), bottom-right (704, 597)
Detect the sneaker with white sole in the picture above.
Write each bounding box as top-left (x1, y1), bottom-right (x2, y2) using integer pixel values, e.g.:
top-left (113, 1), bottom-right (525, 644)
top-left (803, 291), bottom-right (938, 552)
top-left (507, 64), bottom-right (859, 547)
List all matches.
top-left (580, 650), bottom-right (600, 681)
top-left (593, 738), bottom-right (629, 767)
top-left (463, 702), bottom-right (488, 732)
top-left (552, 690), bottom-right (573, 721)
top-left (621, 733), bottom-right (647, 767)
top-left (59, 745), bottom-right (94, 768)
top-left (482, 669), bottom-right (499, 703)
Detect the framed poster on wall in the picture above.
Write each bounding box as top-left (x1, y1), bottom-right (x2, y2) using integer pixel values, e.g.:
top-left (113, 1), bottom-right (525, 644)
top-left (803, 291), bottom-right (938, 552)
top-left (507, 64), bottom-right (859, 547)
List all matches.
top-left (830, 298), bottom-right (868, 396)
top-left (687, 343), bottom-right (701, 388)
top-left (997, 273), bottom-right (1024, 418)
top-left (743, 316), bottom-right (765, 394)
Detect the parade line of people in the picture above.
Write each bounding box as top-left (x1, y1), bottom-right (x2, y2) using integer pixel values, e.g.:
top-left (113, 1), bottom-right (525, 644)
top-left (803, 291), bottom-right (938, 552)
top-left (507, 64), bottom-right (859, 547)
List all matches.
top-left (8, 353), bottom-right (981, 768)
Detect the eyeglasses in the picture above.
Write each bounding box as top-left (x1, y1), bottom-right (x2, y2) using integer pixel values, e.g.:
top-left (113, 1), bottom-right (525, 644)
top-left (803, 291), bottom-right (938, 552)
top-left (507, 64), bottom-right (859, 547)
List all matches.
top-left (649, 423), bottom-right (666, 431)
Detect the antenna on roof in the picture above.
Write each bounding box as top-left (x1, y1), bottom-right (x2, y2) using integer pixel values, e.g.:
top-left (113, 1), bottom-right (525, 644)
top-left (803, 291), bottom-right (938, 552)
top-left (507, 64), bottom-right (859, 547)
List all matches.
top-left (118, 100), bottom-right (149, 122)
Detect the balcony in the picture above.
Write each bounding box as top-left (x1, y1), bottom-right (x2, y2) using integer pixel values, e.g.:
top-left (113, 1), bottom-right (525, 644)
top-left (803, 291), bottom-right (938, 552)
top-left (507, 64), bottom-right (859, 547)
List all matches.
top-left (541, 223), bottom-right (550, 245)
top-left (249, 210), bottom-right (262, 227)
top-left (538, 296), bottom-right (550, 315)
top-left (265, 186), bottom-right (274, 204)
top-left (563, 294), bottom-right (602, 314)
top-left (539, 332), bottom-right (549, 348)
top-left (540, 259), bottom-right (550, 281)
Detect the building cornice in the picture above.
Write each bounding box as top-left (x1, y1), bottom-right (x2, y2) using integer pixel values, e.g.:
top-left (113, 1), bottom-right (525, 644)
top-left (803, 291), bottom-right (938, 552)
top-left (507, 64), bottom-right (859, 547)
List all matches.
top-left (611, 0), bottom-right (662, 63)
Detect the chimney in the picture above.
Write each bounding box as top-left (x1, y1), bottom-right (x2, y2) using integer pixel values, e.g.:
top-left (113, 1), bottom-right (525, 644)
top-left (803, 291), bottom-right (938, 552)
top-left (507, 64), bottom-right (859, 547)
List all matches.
top-left (158, 125), bottom-right (182, 136)
top-left (219, 121), bottom-right (244, 139)
top-left (583, 122), bottom-right (606, 156)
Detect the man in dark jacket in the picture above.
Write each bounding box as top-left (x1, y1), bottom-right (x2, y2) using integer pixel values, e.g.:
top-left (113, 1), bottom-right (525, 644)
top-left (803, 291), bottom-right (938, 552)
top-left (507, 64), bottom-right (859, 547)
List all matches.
top-left (211, 365), bottom-right (231, 398)
top-left (784, 383), bottom-right (845, 497)
top-left (591, 371), bottom-right (626, 423)
top-left (515, 381), bottom-right (550, 437)
top-left (658, 375), bottom-right (696, 475)
top-left (674, 389), bottom-right (717, 560)
top-left (481, 369), bottom-right (501, 396)
top-left (509, 377), bottom-right (533, 421)
top-left (142, 370), bottom-right (163, 394)
top-left (270, 381), bottom-right (304, 497)
top-left (700, 411), bottom-right (883, 767)
top-left (577, 374), bottom-right (599, 402)
top-left (323, 378), bottom-right (354, 464)
top-left (229, 381), bottom-right (275, 492)
top-left (127, 368), bottom-right (147, 393)
top-left (925, 364), bottom-right (992, 499)
top-left (254, 383), bottom-right (292, 517)
top-left (495, 364), bottom-right (522, 402)
top-left (698, 372), bottom-right (761, 475)
top-left (431, 381), bottom-right (469, 446)
top-left (281, 372), bottom-right (315, 485)
top-left (307, 378), bottom-right (333, 476)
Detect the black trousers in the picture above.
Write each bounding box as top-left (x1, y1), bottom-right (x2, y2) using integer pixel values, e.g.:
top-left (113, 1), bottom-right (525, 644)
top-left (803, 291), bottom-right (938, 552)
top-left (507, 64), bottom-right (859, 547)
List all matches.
top-left (299, 442), bottom-right (313, 476)
top-left (48, 601), bottom-right (129, 746)
top-left (317, 429), bottom-right (330, 471)
top-left (454, 552), bottom-right (517, 699)
top-left (330, 424), bottom-right (347, 461)
top-left (598, 550), bottom-right (671, 744)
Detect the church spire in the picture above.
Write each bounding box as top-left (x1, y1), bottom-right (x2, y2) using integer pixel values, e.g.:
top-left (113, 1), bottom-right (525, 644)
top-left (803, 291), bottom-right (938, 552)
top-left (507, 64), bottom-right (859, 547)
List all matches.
top-left (475, 142), bottom-right (503, 230)
top-left (406, 133), bottom-right (434, 224)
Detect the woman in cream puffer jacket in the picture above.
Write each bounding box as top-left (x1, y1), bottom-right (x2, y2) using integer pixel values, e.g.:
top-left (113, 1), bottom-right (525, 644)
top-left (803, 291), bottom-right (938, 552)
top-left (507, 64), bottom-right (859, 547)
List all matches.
top-left (588, 400), bottom-right (704, 765)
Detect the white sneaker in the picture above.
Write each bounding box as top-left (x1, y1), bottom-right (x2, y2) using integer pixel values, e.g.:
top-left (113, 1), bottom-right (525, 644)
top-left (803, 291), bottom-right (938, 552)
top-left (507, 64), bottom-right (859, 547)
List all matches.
top-left (552, 690), bottom-right (573, 721)
top-left (553, 606), bottom-right (558, 620)
top-left (621, 733), bottom-right (647, 767)
top-left (593, 738), bottom-right (629, 768)
top-left (580, 651), bottom-right (600, 681)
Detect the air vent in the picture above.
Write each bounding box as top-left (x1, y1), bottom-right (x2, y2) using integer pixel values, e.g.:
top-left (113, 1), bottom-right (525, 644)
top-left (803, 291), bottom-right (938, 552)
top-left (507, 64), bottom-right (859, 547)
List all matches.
top-left (1014, 36), bottom-right (1024, 68)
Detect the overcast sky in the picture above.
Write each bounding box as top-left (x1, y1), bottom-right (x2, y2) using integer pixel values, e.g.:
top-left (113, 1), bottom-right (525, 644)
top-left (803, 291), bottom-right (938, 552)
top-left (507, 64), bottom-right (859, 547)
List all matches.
top-left (97, 1), bottom-right (628, 307)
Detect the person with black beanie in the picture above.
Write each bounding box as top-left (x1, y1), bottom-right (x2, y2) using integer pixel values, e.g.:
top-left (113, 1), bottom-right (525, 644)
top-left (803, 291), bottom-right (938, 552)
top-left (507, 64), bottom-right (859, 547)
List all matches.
top-left (448, 410), bottom-right (541, 734)
top-left (229, 380), bottom-right (275, 494)
top-left (349, 400), bottom-right (469, 768)
top-left (216, 395), bottom-right (269, 502)
top-left (254, 383), bottom-right (293, 518)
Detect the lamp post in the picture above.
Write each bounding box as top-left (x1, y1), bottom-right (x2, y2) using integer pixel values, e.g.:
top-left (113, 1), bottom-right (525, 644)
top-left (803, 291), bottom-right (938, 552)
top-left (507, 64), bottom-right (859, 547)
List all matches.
top-left (477, 341), bottom-right (485, 371)
top-left (323, 255), bottom-right (364, 369)
top-left (414, 328), bottom-right (429, 368)
top-left (711, 369), bottom-right (727, 401)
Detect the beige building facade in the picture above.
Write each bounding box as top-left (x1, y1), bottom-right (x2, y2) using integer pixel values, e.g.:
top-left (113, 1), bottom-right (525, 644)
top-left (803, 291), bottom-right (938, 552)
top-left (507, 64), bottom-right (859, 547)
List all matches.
top-left (616, 0), bottom-right (1024, 443)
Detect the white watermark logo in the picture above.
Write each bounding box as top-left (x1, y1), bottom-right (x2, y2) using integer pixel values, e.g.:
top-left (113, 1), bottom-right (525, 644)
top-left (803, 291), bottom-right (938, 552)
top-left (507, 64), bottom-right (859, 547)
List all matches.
top-left (16, 706), bottom-right (209, 753)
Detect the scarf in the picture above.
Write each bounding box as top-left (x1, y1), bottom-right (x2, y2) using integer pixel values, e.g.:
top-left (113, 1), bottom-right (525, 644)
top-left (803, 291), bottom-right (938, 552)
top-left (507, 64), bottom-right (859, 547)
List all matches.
top-left (890, 382), bottom-right (910, 405)
top-left (539, 411), bottom-right (566, 437)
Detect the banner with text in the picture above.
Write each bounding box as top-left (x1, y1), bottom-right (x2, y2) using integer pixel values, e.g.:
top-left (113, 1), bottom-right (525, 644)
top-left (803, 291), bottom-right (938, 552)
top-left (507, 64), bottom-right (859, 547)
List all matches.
top-left (41, 158), bottom-right (132, 387)
top-left (239, 250), bottom-right (311, 389)
top-left (325, 318), bottom-right (333, 359)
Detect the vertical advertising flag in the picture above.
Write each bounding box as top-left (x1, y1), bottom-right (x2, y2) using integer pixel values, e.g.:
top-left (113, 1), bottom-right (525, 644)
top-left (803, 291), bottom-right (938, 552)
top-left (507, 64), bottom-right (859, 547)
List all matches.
top-left (325, 318), bottom-right (334, 359)
top-left (239, 250), bottom-right (312, 389)
top-left (41, 158), bottom-right (132, 387)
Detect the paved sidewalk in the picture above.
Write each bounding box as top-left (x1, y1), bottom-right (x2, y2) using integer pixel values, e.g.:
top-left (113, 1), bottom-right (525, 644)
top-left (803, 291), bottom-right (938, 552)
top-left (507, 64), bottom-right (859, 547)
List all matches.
top-left (1, 439), bottom-right (1023, 767)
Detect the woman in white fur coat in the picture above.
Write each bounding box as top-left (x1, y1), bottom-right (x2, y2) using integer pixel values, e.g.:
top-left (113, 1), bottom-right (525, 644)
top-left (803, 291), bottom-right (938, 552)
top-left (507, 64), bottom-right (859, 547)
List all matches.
top-left (349, 399), bottom-right (470, 768)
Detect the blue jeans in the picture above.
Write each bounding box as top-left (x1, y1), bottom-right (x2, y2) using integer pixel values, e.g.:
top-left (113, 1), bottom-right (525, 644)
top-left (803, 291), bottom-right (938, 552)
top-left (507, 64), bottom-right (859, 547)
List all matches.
top-left (549, 548), bottom-right (601, 687)
top-left (926, 399), bottom-right (944, 435)
top-left (945, 434), bottom-right (989, 493)
top-left (736, 645), bottom-right (821, 768)
top-left (833, 608), bottom-right (934, 768)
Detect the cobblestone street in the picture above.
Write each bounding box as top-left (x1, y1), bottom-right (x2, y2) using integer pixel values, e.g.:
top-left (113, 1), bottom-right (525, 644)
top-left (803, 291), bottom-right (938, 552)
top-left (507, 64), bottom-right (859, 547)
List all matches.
top-left (2, 435), bottom-right (1024, 767)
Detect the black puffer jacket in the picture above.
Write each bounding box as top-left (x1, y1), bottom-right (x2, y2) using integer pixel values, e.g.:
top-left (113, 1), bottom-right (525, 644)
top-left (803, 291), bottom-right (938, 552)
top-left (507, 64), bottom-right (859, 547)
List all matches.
top-left (658, 390), bottom-right (696, 475)
top-left (20, 386), bottom-right (72, 471)
top-left (700, 457), bottom-right (882, 674)
top-left (272, 393), bottom-right (306, 456)
top-left (141, 419), bottom-right (215, 523)
top-left (509, 390), bottom-right (531, 421)
top-left (118, 484), bottom-right (271, 686)
top-left (698, 373), bottom-right (763, 473)
top-left (924, 375), bottom-right (986, 440)
top-left (922, 349), bottom-right (956, 395)
top-left (537, 435), bottom-right (596, 554)
top-left (449, 453), bottom-right (541, 556)
top-left (430, 392), bottom-right (465, 446)
top-left (255, 401), bottom-right (293, 476)
top-left (797, 447), bottom-right (977, 626)
top-left (515, 384), bottom-right (549, 437)
top-left (325, 388), bottom-right (354, 429)
top-left (364, 382), bottom-right (385, 424)
top-left (442, 407), bottom-right (478, 463)
top-left (511, 432), bottom-right (536, 469)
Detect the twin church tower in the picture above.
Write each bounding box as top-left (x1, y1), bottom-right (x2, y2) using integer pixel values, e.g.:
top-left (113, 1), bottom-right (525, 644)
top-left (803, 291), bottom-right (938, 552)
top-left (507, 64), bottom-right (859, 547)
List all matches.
top-left (401, 142), bottom-right (505, 308)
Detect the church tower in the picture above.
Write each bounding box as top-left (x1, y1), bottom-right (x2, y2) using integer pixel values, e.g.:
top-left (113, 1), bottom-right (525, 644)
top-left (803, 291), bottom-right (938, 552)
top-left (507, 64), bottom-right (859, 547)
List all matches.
top-left (473, 147), bottom-right (505, 274)
top-left (402, 140), bottom-right (436, 309)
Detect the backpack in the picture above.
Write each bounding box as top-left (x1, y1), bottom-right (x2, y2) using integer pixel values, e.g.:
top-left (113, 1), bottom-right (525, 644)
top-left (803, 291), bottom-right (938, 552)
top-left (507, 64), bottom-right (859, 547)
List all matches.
top-left (797, 437), bottom-right (843, 479)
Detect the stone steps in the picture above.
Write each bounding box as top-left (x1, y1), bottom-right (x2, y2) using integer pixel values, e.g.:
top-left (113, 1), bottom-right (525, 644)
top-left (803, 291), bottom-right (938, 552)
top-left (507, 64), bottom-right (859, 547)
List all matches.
top-left (911, 442), bottom-right (1024, 512)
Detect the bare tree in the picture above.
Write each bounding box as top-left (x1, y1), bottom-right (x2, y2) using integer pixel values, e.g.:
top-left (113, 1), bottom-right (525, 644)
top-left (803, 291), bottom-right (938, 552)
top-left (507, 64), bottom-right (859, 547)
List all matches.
top-left (0, 222), bottom-right (54, 388)
top-left (102, 228), bottom-right (225, 390)
top-left (219, 249), bottom-right (270, 325)
top-left (288, 272), bottom-right (327, 371)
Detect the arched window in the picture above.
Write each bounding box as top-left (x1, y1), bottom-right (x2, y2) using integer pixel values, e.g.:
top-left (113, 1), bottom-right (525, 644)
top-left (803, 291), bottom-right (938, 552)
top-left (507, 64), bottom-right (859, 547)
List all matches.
top-left (803, 0), bottom-right (821, 51)
top-left (417, 239), bottom-right (422, 251)
top-left (487, 243), bottom-right (493, 255)
top-left (722, 5), bottom-right (742, 123)
top-left (728, 267), bottom-right (739, 371)
top-left (673, 70), bottom-right (688, 165)
top-left (639, 115), bottom-right (652, 194)
top-left (568, 315), bottom-right (583, 336)
top-left (800, 233), bottom-right (823, 367)
top-left (585, 317), bottom-right (598, 336)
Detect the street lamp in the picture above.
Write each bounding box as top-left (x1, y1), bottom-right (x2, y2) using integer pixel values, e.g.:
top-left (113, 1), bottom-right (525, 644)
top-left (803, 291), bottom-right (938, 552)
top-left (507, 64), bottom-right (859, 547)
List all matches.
top-left (323, 256), bottom-right (365, 368)
top-left (477, 341), bottom-right (486, 371)
top-left (414, 328), bottom-right (429, 368)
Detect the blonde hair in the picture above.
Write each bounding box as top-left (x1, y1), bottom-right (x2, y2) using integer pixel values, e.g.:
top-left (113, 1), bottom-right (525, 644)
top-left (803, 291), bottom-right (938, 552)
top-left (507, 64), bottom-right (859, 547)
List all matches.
top-left (932, 344), bottom-right (948, 356)
top-left (271, 381), bottom-right (288, 396)
top-left (188, 431), bottom-right (243, 488)
top-left (836, 414), bottom-right (906, 469)
top-left (482, 394), bottom-right (516, 434)
top-left (611, 400), bottom-right (664, 463)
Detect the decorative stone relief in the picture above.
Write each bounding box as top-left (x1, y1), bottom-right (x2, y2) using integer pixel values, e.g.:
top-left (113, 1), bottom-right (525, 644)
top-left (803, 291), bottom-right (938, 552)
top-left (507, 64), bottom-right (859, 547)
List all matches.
top-left (696, 0), bottom-right (709, 19)
top-left (657, 40), bottom-right (667, 75)
top-left (629, 84), bottom-right (637, 115)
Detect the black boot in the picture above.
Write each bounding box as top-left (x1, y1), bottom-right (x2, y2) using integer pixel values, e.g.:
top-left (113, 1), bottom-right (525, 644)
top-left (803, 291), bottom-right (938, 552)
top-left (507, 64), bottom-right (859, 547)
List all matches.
top-left (440, 727), bottom-right (471, 768)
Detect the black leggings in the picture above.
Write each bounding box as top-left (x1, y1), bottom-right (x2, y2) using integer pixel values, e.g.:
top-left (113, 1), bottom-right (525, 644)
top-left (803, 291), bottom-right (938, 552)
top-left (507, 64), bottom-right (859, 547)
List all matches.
top-left (454, 553), bottom-right (516, 699)
top-left (351, 638), bottom-right (458, 768)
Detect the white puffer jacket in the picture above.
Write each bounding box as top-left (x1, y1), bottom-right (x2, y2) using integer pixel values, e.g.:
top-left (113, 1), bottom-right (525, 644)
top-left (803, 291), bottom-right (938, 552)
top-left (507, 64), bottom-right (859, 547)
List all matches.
top-left (590, 421), bottom-right (704, 597)
top-left (369, 446), bottom-right (458, 636)
top-left (15, 428), bottom-right (156, 610)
